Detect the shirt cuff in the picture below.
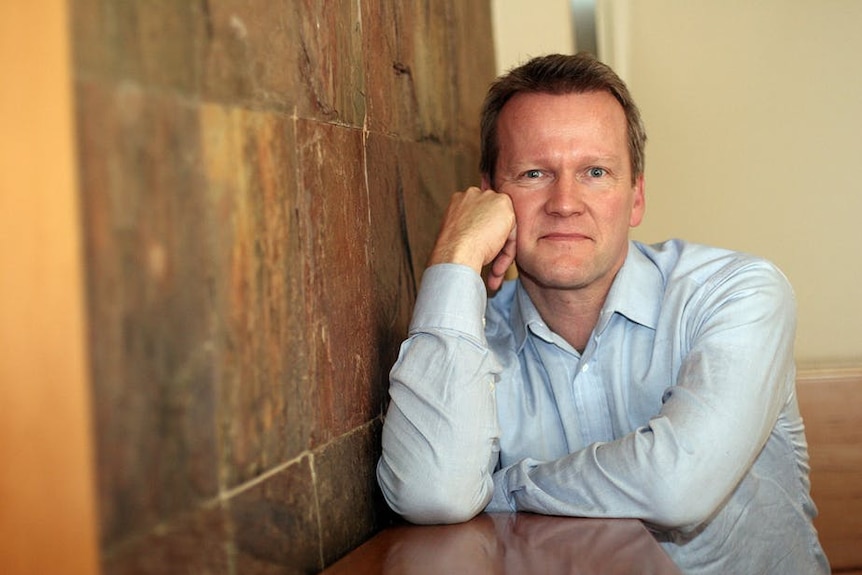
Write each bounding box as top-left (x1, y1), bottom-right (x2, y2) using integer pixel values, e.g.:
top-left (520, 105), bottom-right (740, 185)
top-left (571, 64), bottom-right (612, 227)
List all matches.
top-left (409, 263), bottom-right (487, 340)
top-left (485, 464), bottom-right (517, 512)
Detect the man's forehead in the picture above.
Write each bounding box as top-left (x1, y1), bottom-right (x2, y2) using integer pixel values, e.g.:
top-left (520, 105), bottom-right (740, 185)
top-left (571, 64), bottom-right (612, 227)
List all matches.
top-left (498, 91), bottom-right (627, 136)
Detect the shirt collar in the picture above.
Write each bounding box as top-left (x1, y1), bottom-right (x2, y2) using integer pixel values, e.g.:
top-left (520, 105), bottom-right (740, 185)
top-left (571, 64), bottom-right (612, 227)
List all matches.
top-left (596, 242), bottom-right (662, 334)
top-left (510, 280), bottom-right (545, 353)
top-left (509, 241), bottom-right (663, 351)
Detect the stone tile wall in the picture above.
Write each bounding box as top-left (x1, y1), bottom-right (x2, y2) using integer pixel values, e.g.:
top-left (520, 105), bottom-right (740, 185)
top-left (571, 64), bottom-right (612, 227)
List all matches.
top-left (71, 2), bottom-right (496, 573)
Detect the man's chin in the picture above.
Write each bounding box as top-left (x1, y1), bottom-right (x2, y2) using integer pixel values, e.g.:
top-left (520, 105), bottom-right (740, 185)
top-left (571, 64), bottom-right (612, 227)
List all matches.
top-left (515, 264), bottom-right (592, 291)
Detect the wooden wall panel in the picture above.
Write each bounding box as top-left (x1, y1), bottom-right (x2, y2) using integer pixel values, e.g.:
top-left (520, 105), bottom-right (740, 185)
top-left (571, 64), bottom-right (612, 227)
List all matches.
top-left (798, 368), bottom-right (862, 572)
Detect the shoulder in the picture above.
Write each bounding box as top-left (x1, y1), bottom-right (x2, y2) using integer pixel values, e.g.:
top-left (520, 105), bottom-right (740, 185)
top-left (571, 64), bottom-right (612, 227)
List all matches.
top-left (636, 239), bottom-right (792, 293)
top-left (635, 239), bottom-right (796, 325)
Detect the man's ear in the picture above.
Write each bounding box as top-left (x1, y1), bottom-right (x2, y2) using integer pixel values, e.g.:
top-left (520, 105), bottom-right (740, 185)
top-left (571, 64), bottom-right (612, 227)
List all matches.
top-left (629, 174), bottom-right (646, 228)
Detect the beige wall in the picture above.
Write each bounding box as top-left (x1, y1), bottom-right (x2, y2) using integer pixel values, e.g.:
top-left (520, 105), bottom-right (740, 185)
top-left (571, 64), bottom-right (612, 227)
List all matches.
top-left (494, 0), bottom-right (862, 366)
top-left (492, 0), bottom-right (574, 73)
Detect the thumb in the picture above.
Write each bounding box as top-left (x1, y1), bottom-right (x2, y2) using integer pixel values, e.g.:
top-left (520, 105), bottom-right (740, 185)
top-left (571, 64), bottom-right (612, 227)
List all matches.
top-left (486, 225), bottom-right (517, 291)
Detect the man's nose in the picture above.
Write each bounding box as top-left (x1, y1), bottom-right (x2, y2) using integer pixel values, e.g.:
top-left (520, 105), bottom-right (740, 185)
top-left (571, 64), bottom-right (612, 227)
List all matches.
top-left (545, 175), bottom-right (586, 216)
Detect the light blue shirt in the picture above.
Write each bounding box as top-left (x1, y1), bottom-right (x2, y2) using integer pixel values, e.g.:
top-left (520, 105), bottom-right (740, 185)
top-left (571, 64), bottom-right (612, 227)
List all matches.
top-left (378, 239), bottom-right (829, 574)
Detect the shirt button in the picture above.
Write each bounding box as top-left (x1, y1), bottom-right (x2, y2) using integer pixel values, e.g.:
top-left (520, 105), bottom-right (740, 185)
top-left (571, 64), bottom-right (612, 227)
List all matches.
top-left (582, 363), bottom-right (589, 373)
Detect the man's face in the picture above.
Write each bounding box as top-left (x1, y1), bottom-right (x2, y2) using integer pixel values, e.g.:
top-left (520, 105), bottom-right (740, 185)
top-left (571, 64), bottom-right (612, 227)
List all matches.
top-left (488, 91), bottom-right (645, 293)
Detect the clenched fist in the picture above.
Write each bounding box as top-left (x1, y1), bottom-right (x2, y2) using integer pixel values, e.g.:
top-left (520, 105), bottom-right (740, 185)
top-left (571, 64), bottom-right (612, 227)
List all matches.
top-left (428, 186), bottom-right (517, 291)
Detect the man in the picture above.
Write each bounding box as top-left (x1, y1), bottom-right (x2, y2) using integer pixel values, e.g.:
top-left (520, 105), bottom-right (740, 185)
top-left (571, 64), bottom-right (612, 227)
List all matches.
top-left (377, 53), bottom-right (829, 574)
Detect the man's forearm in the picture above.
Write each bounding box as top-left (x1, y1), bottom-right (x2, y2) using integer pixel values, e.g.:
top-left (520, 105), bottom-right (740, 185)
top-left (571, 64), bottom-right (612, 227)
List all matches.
top-left (377, 264), bottom-right (501, 524)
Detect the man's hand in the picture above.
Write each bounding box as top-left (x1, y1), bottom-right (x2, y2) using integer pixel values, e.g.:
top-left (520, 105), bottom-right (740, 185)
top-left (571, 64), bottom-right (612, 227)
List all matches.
top-left (428, 186), bottom-right (516, 291)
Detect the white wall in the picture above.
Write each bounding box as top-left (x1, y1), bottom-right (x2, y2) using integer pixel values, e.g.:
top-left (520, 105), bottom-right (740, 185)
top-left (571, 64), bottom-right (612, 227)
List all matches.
top-left (492, 0), bottom-right (862, 366)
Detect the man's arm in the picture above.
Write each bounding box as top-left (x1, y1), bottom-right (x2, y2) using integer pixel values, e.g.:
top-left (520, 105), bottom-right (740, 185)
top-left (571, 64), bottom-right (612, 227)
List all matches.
top-left (377, 187), bottom-right (516, 524)
top-left (487, 261), bottom-right (797, 532)
top-left (377, 264), bottom-right (500, 523)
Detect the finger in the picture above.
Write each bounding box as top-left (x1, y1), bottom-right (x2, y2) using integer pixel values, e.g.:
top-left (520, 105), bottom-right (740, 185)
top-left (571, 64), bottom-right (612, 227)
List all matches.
top-left (496, 222), bottom-right (517, 272)
top-left (491, 243), bottom-right (515, 277)
top-left (486, 256), bottom-right (509, 291)
top-left (486, 233), bottom-right (517, 291)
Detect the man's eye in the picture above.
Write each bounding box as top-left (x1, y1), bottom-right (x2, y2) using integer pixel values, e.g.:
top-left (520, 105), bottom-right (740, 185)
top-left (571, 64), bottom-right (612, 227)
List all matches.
top-left (524, 170), bottom-right (542, 179)
top-left (588, 167), bottom-right (606, 178)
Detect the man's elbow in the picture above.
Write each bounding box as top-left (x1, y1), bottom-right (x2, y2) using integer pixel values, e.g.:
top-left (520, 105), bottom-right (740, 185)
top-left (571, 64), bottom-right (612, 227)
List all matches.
top-left (646, 480), bottom-right (726, 531)
top-left (377, 459), bottom-right (491, 524)
top-left (388, 491), bottom-right (487, 525)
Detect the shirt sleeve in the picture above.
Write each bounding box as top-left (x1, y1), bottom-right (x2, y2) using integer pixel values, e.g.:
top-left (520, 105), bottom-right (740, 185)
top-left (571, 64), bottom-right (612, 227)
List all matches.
top-left (486, 261), bottom-right (798, 532)
top-left (377, 264), bottom-right (502, 524)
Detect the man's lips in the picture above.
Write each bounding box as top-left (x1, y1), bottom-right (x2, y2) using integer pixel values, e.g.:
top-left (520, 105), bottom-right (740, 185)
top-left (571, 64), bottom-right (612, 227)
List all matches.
top-left (539, 232), bottom-right (592, 241)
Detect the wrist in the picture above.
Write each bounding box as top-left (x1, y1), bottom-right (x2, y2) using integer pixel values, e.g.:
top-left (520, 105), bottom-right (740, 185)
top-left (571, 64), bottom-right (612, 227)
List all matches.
top-left (428, 243), bottom-right (484, 274)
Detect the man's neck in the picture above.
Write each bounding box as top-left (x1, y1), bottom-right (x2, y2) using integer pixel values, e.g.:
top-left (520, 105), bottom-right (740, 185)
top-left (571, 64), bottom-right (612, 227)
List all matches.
top-left (520, 276), bottom-right (614, 354)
